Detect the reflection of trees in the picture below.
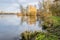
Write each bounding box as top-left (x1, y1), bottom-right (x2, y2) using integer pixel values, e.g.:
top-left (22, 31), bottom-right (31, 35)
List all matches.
top-left (20, 5), bottom-right (28, 25)
top-left (18, 5), bottom-right (37, 25)
top-left (0, 15), bottom-right (4, 18)
top-left (20, 5), bottom-right (25, 25)
top-left (27, 5), bottom-right (37, 24)
top-left (17, 0), bottom-right (53, 26)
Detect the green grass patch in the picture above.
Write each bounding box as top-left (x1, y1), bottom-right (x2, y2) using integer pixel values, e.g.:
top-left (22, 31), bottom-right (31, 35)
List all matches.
top-left (35, 32), bottom-right (58, 40)
top-left (50, 16), bottom-right (60, 26)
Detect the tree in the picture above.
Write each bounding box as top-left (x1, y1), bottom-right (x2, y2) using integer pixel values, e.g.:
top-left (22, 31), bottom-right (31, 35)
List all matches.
top-left (50, 0), bottom-right (60, 16)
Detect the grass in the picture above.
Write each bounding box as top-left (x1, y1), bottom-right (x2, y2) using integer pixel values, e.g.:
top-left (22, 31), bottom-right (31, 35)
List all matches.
top-left (50, 16), bottom-right (60, 26)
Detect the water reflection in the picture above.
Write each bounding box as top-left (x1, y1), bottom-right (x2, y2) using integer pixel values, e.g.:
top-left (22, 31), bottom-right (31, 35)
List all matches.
top-left (0, 15), bottom-right (42, 40)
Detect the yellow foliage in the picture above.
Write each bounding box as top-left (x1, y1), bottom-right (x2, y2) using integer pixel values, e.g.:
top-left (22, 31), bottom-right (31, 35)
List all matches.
top-left (28, 5), bottom-right (37, 13)
top-left (27, 5), bottom-right (37, 24)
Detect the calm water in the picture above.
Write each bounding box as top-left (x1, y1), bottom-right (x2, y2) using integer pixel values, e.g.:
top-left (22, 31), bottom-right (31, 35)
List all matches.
top-left (0, 15), bottom-right (42, 40)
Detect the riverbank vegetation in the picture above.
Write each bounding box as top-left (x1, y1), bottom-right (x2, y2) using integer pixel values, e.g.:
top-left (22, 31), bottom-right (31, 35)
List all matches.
top-left (40, 0), bottom-right (60, 40)
top-left (21, 31), bottom-right (58, 40)
top-left (19, 0), bottom-right (60, 40)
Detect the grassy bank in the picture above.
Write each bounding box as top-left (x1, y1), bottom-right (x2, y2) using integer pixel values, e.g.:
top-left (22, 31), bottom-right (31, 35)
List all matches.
top-left (20, 31), bottom-right (58, 40)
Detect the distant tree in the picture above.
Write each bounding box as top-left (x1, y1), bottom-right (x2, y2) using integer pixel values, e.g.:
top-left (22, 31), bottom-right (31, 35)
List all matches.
top-left (20, 5), bottom-right (25, 25)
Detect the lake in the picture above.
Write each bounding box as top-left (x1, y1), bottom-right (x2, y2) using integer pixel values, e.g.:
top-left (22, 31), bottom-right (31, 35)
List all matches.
top-left (0, 15), bottom-right (42, 40)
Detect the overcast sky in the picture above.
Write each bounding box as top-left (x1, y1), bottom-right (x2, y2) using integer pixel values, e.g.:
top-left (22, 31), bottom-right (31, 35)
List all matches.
top-left (0, 0), bottom-right (42, 13)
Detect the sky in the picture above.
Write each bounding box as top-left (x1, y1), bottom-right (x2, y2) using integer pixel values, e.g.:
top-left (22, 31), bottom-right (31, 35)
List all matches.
top-left (0, 0), bottom-right (42, 13)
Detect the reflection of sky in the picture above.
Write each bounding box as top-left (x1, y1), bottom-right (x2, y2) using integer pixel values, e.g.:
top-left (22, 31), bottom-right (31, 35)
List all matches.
top-left (0, 0), bottom-right (42, 12)
top-left (0, 15), bottom-right (42, 40)
top-left (0, 15), bottom-right (20, 40)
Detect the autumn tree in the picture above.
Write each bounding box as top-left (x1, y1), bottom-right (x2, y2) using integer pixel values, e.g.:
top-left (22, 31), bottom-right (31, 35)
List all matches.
top-left (50, 0), bottom-right (60, 16)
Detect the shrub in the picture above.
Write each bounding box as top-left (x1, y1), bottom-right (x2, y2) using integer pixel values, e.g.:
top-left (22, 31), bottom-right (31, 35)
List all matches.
top-left (21, 31), bottom-right (41, 40)
top-left (42, 16), bottom-right (60, 40)
top-left (35, 32), bottom-right (58, 40)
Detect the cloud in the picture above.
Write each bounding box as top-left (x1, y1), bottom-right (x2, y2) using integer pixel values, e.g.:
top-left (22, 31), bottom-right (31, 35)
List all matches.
top-left (0, 0), bottom-right (16, 3)
top-left (0, 0), bottom-right (42, 12)
top-left (3, 0), bottom-right (40, 12)
top-left (17, 0), bottom-right (41, 2)
top-left (17, 0), bottom-right (42, 4)
top-left (17, 0), bottom-right (26, 3)
top-left (28, 2), bottom-right (38, 5)
top-left (4, 3), bottom-right (20, 13)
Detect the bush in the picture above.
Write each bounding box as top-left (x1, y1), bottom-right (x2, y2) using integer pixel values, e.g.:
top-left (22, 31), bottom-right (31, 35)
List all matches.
top-left (21, 31), bottom-right (41, 40)
top-left (42, 16), bottom-right (60, 40)
top-left (21, 31), bottom-right (58, 40)
top-left (35, 32), bottom-right (58, 40)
